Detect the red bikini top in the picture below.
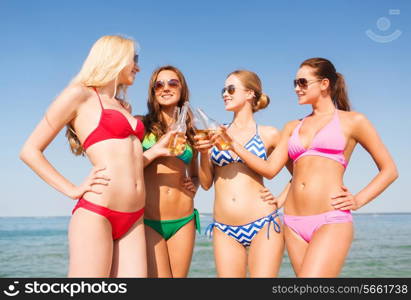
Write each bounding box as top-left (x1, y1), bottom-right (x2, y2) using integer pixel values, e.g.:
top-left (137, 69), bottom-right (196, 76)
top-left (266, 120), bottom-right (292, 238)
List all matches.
top-left (82, 88), bottom-right (145, 150)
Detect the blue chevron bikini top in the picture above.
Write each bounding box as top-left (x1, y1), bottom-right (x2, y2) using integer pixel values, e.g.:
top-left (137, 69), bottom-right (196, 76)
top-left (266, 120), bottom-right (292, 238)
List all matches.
top-left (210, 123), bottom-right (267, 167)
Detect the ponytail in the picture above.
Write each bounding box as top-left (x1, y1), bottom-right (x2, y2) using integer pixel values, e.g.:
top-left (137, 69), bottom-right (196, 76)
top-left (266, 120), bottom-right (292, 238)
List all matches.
top-left (301, 57), bottom-right (351, 111)
top-left (333, 72), bottom-right (351, 111)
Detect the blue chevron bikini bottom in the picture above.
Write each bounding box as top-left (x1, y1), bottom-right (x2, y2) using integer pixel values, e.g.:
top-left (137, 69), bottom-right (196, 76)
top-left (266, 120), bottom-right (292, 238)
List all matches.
top-left (205, 210), bottom-right (281, 247)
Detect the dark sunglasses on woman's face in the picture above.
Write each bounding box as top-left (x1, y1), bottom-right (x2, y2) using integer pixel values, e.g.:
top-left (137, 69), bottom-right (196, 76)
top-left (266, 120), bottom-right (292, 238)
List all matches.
top-left (221, 84), bottom-right (236, 96)
top-left (134, 54), bottom-right (139, 65)
top-left (154, 79), bottom-right (180, 91)
top-left (293, 78), bottom-right (322, 89)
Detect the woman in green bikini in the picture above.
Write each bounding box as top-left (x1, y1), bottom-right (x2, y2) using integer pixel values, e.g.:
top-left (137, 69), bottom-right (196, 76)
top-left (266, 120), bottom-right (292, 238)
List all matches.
top-left (139, 65), bottom-right (200, 277)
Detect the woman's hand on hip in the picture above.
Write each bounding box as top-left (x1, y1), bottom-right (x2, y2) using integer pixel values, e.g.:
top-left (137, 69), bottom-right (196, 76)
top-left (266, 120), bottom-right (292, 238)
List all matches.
top-left (70, 166), bottom-right (110, 199)
top-left (181, 176), bottom-right (197, 196)
top-left (260, 187), bottom-right (279, 207)
top-left (331, 185), bottom-right (360, 211)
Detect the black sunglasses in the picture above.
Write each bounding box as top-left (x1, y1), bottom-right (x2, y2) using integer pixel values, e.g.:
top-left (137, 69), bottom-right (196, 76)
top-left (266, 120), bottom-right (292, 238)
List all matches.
top-left (293, 78), bottom-right (322, 88)
top-left (154, 79), bottom-right (180, 91)
top-left (134, 54), bottom-right (139, 64)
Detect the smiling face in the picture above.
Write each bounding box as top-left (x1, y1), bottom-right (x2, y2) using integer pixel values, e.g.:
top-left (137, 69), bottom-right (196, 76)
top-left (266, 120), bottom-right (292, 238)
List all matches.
top-left (118, 53), bottom-right (140, 86)
top-left (294, 65), bottom-right (329, 105)
top-left (154, 70), bottom-right (182, 107)
top-left (222, 75), bottom-right (254, 112)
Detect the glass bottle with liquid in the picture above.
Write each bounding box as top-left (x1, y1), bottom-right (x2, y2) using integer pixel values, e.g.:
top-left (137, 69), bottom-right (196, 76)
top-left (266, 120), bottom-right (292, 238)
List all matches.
top-left (168, 103), bottom-right (188, 155)
top-left (195, 108), bottom-right (231, 150)
top-left (191, 107), bottom-right (209, 141)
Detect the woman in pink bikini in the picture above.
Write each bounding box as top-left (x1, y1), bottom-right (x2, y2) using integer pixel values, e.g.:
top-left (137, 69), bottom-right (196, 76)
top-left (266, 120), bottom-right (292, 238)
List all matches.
top-left (214, 58), bottom-right (398, 277)
top-left (20, 35), bottom-right (147, 277)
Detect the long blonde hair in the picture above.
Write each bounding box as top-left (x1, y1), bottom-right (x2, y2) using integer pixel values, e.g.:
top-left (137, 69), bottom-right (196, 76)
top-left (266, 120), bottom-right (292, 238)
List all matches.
top-left (66, 35), bottom-right (136, 156)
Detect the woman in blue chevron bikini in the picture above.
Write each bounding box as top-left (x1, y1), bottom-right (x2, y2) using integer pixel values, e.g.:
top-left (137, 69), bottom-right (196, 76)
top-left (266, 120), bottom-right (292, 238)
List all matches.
top-left (194, 70), bottom-right (286, 277)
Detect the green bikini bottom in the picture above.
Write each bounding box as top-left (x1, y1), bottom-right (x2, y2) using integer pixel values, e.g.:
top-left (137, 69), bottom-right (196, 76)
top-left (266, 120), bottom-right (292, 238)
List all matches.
top-left (144, 209), bottom-right (201, 240)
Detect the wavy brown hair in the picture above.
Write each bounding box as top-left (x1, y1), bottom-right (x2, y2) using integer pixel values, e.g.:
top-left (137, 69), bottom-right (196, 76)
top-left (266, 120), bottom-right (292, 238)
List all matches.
top-left (300, 57), bottom-right (351, 111)
top-left (143, 65), bottom-right (196, 146)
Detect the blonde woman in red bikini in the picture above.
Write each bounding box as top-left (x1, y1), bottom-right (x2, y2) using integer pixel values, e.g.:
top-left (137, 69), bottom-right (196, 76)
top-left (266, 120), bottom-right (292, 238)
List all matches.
top-left (20, 35), bottom-right (147, 277)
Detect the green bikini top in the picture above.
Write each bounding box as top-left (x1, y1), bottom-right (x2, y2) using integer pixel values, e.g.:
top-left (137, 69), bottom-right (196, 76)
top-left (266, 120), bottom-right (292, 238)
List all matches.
top-left (142, 132), bottom-right (193, 165)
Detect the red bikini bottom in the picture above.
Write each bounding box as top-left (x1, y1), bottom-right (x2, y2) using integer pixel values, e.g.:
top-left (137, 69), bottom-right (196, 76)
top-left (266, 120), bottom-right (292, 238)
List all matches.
top-left (72, 197), bottom-right (144, 240)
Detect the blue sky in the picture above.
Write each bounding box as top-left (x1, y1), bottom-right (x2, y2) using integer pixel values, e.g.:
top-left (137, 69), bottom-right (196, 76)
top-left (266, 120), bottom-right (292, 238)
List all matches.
top-left (1, 0), bottom-right (410, 216)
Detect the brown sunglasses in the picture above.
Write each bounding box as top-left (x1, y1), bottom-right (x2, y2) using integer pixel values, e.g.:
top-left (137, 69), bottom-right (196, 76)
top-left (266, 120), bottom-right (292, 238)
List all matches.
top-left (154, 79), bottom-right (180, 91)
top-left (293, 78), bottom-right (322, 88)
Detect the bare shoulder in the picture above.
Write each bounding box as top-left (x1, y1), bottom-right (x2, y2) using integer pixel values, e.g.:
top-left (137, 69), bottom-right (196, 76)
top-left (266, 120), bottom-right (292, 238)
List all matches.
top-left (259, 125), bottom-right (280, 146)
top-left (338, 110), bottom-right (370, 128)
top-left (46, 84), bottom-right (93, 115)
top-left (62, 84), bottom-right (91, 102)
top-left (283, 119), bottom-right (300, 134)
top-left (259, 125), bottom-right (280, 138)
top-left (52, 84), bottom-right (93, 111)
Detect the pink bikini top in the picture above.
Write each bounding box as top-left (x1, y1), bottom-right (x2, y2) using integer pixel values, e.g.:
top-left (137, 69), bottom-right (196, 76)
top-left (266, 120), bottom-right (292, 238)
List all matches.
top-left (288, 110), bottom-right (347, 168)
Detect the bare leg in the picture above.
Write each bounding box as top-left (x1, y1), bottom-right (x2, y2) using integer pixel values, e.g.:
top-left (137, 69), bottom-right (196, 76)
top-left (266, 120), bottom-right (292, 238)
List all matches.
top-left (167, 219), bottom-right (196, 278)
top-left (284, 224), bottom-right (309, 276)
top-left (144, 225), bottom-right (172, 277)
top-left (68, 208), bottom-right (113, 277)
top-left (213, 227), bottom-right (247, 277)
top-left (298, 223), bottom-right (353, 277)
top-left (110, 218), bottom-right (147, 278)
top-left (248, 218), bottom-right (285, 277)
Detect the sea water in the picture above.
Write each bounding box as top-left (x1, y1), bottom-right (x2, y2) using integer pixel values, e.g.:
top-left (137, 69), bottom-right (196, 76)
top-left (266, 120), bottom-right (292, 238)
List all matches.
top-left (0, 214), bottom-right (410, 278)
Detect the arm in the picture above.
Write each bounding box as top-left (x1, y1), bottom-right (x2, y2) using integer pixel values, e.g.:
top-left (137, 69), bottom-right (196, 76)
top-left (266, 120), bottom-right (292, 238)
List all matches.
top-left (277, 181), bottom-right (292, 208)
top-left (276, 159), bottom-right (294, 208)
top-left (198, 150), bottom-right (215, 190)
top-left (223, 121), bottom-right (296, 179)
top-left (332, 113), bottom-right (398, 210)
top-left (19, 85), bottom-right (109, 199)
top-left (141, 130), bottom-right (177, 167)
top-left (181, 151), bottom-right (200, 195)
top-left (193, 136), bottom-right (215, 191)
top-left (134, 114), bottom-right (161, 167)
top-left (260, 157), bottom-right (294, 208)
top-left (187, 151), bottom-right (200, 189)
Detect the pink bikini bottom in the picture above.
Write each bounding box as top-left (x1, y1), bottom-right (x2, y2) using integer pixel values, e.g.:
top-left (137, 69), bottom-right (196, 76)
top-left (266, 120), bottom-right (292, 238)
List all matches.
top-left (283, 210), bottom-right (352, 243)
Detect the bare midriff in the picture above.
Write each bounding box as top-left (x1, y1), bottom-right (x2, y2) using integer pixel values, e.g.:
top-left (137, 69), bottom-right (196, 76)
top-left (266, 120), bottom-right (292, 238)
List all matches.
top-left (285, 156), bottom-right (346, 216)
top-left (144, 157), bottom-right (194, 220)
top-left (214, 163), bottom-right (277, 225)
top-left (82, 137), bottom-right (145, 212)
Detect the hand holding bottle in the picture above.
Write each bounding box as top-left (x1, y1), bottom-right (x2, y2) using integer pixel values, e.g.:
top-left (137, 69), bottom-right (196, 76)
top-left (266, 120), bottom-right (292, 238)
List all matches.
top-left (168, 102), bottom-right (189, 156)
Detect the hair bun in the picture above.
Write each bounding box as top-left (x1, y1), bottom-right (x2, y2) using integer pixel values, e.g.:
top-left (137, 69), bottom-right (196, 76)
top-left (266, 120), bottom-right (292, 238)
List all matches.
top-left (253, 93), bottom-right (270, 112)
